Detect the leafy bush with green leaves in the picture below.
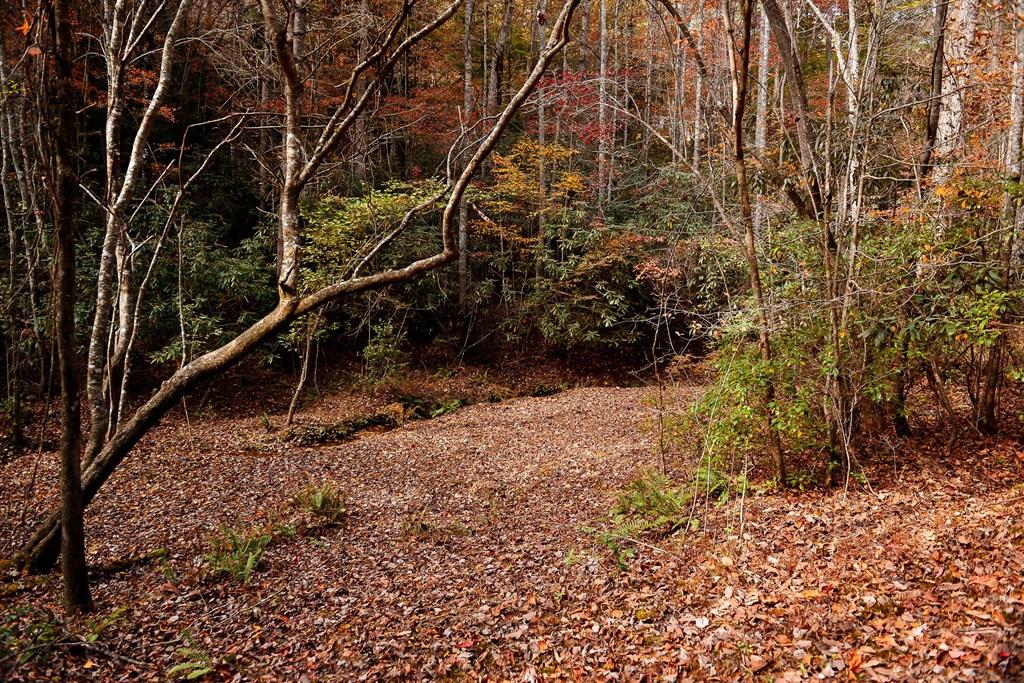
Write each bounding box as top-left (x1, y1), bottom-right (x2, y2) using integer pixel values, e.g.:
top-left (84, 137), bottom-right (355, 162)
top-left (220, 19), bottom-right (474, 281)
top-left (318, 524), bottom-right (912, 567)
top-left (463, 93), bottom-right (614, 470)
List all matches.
top-left (361, 320), bottom-right (409, 383)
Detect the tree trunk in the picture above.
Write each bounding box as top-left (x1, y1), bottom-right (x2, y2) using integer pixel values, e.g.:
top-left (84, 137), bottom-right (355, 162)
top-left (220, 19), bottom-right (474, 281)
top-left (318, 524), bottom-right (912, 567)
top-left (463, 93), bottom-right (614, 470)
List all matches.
top-left (85, 0), bottom-right (195, 464)
top-left (760, 0), bottom-right (820, 211)
top-left (752, 5), bottom-right (770, 238)
top-left (914, 0), bottom-right (947, 189)
top-left (459, 0), bottom-right (475, 306)
top-left (352, 0), bottom-right (371, 185)
top-left (487, 0), bottom-right (515, 119)
top-left (933, 0), bottom-right (979, 184)
top-left (49, 0), bottom-right (92, 613)
top-left (536, 0), bottom-right (549, 275)
top-left (727, 0), bottom-right (786, 482)
top-left (597, 0), bottom-right (609, 204)
top-left (693, 0), bottom-right (704, 165)
top-left (977, 0), bottom-right (1024, 434)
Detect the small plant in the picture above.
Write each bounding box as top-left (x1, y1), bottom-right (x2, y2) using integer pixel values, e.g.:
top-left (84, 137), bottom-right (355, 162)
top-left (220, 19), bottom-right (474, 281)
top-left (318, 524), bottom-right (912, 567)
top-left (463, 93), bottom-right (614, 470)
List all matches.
top-left (275, 522), bottom-right (298, 539)
top-left (784, 470), bottom-right (815, 491)
top-left (82, 606), bottom-right (129, 644)
top-left (593, 528), bottom-right (636, 571)
top-left (429, 397), bottom-right (463, 418)
top-left (362, 320), bottom-right (409, 383)
top-left (0, 607), bottom-right (62, 667)
top-left (166, 634), bottom-right (214, 680)
top-left (293, 482), bottom-right (346, 527)
top-left (612, 470), bottom-right (690, 524)
top-left (590, 467), bottom-right (731, 570)
top-left (205, 526), bottom-right (272, 583)
top-left (563, 548), bottom-right (584, 566)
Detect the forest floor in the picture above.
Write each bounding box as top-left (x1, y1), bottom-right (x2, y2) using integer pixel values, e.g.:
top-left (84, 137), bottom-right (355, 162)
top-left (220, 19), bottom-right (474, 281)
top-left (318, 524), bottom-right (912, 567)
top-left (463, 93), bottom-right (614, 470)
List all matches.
top-left (1, 360), bottom-right (1023, 681)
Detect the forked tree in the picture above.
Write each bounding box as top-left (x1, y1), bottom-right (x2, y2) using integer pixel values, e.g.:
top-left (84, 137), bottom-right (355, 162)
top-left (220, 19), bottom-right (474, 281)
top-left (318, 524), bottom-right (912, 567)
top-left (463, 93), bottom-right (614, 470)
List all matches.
top-left (18, 0), bottom-right (584, 590)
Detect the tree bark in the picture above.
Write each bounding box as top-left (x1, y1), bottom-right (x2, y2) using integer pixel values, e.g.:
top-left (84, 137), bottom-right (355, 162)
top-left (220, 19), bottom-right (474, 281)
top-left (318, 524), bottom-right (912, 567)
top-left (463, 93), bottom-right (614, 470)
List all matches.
top-left (760, 0), bottom-right (820, 211)
top-left (49, 0), bottom-right (92, 613)
top-left (752, 5), bottom-right (770, 238)
top-left (933, 0), bottom-right (979, 184)
top-left (598, 0), bottom-right (609, 204)
top-left (486, 0), bottom-right (515, 119)
top-left (916, 0), bottom-right (948, 189)
top-left (536, 0), bottom-right (549, 274)
top-left (85, 0), bottom-right (195, 463)
top-left (459, 0), bottom-right (476, 306)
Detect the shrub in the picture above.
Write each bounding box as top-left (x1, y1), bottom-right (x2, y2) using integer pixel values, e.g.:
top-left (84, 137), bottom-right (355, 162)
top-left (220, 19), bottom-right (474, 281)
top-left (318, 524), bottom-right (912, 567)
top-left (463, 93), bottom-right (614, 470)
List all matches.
top-left (361, 320), bottom-right (409, 383)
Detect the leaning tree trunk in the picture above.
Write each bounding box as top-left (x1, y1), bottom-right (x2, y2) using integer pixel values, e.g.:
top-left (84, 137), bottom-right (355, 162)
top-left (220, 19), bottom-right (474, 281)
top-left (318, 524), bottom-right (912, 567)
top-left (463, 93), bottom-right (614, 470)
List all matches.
top-left (17, 0), bottom-right (583, 573)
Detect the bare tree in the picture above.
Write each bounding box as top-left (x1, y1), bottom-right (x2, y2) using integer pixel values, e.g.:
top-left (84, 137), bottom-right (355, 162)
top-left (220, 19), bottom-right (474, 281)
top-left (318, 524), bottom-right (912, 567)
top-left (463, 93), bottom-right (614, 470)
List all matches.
top-left (84, 0), bottom-right (195, 462)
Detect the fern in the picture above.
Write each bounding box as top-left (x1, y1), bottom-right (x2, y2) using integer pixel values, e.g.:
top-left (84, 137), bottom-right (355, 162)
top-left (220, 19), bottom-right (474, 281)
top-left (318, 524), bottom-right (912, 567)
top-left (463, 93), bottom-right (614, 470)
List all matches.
top-left (205, 527), bottom-right (272, 583)
top-left (293, 482), bottom-right (346, 526)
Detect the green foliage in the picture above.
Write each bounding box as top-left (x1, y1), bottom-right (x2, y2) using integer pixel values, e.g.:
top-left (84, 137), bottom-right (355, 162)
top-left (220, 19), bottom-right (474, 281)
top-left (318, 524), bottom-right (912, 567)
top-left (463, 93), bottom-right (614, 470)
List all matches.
top-left (612, 470), bottom-right (690, 523)
top-left (0, 607), bottom-right (62, 667)
top-left (166, 634), bottom-right (215, 680)
top-left (301, 180), bottom-right (444, 292)
top-left (82, 606), bottom-right (129, 643)
top-left (589, 471), bottom-right (691, 569)
top-left (147, 217), bottom-right (276, 366)
top-left (361, 320), bottom-right (409, 383)
top-left (293, 482), bottom-right (347, 527)
top-left (678, 167), bottom-right (1024, 480)
top-left (784, 470), bottom-right (815, 491)
top-left (429, 397), bottom-right (463, 418)
top-left (205, 526), bottom-right (272, 583)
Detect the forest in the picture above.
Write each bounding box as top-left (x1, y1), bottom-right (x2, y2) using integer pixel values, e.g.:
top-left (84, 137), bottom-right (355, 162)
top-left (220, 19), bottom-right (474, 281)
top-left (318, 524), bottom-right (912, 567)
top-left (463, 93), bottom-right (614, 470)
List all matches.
top-left (0, 0), bottom-right (1023, 679)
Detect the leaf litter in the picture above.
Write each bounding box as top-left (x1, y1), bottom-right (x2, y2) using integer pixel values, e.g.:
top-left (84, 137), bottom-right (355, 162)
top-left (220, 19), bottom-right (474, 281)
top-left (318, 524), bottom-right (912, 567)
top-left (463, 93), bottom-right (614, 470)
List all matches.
top-left (0, 369), bottom-right (1021, 681)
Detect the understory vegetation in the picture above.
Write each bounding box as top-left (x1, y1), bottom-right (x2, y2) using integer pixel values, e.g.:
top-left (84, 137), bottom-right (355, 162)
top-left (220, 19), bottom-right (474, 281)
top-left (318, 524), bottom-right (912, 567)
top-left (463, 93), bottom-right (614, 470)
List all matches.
top-left (2, 0), bottom-right (1024, 678)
